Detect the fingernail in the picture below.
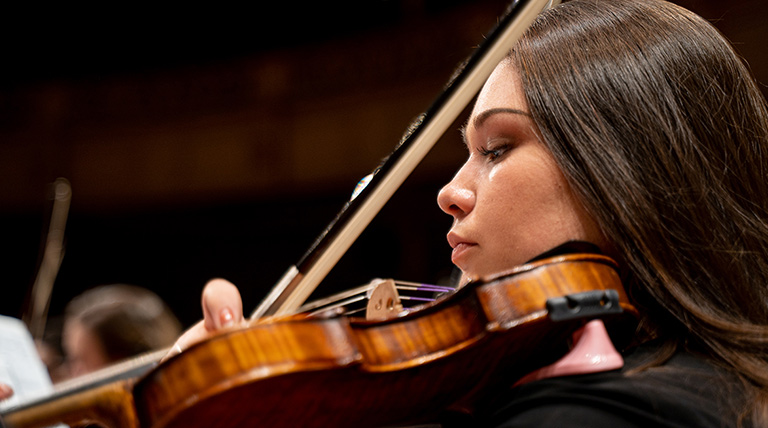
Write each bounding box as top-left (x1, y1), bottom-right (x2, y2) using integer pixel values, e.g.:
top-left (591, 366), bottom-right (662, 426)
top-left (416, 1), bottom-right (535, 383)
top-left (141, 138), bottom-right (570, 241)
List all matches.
top-left (219, 307), bottom-right (235, 327)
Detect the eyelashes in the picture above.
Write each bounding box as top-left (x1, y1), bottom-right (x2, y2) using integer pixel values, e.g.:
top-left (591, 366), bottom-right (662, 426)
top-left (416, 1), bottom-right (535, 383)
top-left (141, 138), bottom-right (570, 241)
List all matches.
top-left (477, 143), bottom-right (512, 162)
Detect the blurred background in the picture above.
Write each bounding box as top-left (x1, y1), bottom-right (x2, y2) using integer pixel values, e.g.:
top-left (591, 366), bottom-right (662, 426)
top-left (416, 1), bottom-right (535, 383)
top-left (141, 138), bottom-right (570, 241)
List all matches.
top-left (1, 0), bottom-right (766, 349)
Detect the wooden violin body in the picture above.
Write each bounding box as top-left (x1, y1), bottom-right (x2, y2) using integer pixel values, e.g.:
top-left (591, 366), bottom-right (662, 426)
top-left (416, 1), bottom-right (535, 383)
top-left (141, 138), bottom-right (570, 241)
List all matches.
top-left (5, 253), bottom-right (637, 428)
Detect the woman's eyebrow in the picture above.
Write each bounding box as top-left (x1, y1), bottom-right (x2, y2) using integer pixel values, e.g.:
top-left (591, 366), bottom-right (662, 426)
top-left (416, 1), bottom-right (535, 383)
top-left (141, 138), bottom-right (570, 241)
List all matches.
top-left (472, 107), bottom-right (532, 130)
top-left (460, 107), bottom-right (533, 148)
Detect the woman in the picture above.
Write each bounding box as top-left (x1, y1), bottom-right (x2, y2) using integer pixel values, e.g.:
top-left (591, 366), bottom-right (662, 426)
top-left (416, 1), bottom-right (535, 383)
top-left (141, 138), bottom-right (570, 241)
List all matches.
top-left (63, 284), bottom-right (182, 378)
top-left (439, 0), bottom-right (768, 425)
top-left (174, 0), bottom-right (768, 426)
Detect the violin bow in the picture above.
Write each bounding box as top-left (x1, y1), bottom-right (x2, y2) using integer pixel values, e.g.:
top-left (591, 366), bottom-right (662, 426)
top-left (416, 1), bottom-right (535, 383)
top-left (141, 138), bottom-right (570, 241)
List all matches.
top-left (23, 177), bottom-right (72, 340)
top-left (252, 0), bottom-right (562, 319)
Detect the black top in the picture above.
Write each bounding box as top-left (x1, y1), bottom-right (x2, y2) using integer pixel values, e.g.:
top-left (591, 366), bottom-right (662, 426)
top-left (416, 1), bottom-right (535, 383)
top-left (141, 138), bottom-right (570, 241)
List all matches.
top-left (443, 342), bottom-right (750, 428)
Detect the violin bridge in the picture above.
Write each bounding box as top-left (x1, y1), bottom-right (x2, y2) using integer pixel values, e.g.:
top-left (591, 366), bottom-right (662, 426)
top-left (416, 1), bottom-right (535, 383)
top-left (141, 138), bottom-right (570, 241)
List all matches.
top-left (365, 279), bottom-right (404, 320)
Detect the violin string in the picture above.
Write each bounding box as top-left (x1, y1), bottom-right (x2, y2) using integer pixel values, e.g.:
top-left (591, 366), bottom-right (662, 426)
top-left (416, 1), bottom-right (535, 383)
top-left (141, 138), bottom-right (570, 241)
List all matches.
top-left (394, 281), bottom-right (455, 293)
top-left (298, 284), bottom-right (372, 312)
top-left (298, 280), bottom-right (455, 315)
top-left (340, 306), bottom-right (367, 316)
top-left (305, 294), bottom-right (368, 316)
top-left (395, 285), bottom-right (454, 295)
top-left (399, 296), bottom-right (436, 302)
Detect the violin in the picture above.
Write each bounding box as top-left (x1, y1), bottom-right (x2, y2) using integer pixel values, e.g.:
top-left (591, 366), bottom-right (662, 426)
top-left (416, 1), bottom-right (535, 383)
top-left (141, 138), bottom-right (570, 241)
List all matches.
top-left (4, 252), bottom-right (637, 428)
top-left (1, 0), bottom-right (606, 426)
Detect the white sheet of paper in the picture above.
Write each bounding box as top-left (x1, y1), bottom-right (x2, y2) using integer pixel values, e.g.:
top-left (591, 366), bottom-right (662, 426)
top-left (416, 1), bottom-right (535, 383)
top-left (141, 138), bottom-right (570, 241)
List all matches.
top-left (0, 315), bottom-right (67, 427)
top-left (0, 315), bottom-right (56, 411)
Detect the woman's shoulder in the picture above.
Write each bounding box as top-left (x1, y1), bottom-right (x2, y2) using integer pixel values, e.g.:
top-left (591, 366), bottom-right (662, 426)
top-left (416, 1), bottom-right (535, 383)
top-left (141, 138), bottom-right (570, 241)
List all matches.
top-left (467, 342), bottom-right (748, 428)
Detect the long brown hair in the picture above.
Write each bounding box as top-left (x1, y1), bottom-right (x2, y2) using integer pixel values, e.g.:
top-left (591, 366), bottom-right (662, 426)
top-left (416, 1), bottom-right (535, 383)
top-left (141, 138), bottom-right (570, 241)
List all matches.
top-left (512, 0), bottom-right (768, 423)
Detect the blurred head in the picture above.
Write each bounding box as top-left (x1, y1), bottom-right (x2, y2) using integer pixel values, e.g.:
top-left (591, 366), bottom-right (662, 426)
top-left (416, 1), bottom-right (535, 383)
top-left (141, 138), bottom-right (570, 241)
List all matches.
top-left (63, 284), bottom-right (182, 377)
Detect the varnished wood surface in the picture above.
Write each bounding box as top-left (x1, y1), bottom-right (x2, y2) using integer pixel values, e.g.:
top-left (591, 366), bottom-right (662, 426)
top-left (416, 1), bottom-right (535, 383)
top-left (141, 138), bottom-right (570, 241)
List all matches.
top-left (4, 379), bottom-right (137, 428)
top-left (3, 254), bottom-right (637, 428)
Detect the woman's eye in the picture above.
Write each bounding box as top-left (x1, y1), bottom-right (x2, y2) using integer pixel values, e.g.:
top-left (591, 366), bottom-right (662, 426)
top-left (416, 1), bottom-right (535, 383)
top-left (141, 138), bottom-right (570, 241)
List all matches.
top-left (477, 144), bottom-right (510, 162)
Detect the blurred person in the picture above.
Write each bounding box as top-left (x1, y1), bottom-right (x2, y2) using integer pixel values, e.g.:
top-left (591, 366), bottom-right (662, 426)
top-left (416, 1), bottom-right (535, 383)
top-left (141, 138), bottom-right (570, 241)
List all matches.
top-left (62, 284), bottom-right (182, 379)
top-left (34, 318), bottom-right (68, 383)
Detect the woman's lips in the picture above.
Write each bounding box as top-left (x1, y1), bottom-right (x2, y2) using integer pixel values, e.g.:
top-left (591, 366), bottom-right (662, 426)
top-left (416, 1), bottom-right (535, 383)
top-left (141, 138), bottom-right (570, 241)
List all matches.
top-left (447, 233), bottom-right (477, 266)
top-left (451, 242), bottom-right (476, 265)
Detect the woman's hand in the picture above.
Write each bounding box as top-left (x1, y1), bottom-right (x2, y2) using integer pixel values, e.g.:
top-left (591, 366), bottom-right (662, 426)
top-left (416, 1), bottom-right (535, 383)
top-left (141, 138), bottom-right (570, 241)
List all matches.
top-left (0, 382), bottom-right (12, 401)
top-left (163, 278), bottom-right (245, 361)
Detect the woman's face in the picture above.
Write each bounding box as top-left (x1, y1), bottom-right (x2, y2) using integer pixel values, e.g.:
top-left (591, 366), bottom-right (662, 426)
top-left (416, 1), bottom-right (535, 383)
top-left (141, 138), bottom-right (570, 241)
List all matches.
top-left (62, 319), bottom-right (110, 378)
top-left (437, 59), bottom-right (606, 281)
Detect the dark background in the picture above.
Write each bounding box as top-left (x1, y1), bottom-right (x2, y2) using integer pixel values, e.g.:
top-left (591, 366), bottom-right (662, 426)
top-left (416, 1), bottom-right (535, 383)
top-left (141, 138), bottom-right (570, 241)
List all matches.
top-left (1, 0), bottom-right (766, 341)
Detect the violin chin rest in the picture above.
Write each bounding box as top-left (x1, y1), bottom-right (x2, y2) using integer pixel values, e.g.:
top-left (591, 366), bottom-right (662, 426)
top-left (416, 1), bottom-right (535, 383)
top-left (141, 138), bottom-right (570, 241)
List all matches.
top-left (513, 319), bottom-right (624, 386)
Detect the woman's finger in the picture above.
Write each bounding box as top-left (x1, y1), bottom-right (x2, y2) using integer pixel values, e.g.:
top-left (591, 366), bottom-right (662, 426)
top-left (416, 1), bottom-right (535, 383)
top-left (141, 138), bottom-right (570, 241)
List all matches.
top-left (0, 383), bottom-right (13, 401)
top-left (161, 278), bottom-right (245, 362)
top-left (201, 278), bottom-right (244, 332)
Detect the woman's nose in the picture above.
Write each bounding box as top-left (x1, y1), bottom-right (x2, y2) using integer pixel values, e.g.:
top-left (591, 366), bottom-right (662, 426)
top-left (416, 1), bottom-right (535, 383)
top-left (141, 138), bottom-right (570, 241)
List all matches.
top-left (437, 173), bottom-right (475, 217)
